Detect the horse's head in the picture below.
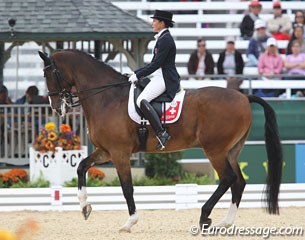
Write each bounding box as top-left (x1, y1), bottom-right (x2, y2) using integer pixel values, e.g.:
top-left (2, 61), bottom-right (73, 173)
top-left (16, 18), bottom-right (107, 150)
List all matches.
top-left (38, 51), bottom-right (74, 117)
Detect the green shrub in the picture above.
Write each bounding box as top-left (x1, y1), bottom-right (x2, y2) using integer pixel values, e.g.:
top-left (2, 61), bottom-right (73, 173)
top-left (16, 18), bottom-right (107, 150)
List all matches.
top-left (178, 173), bottom-right (213, 185)
top-left (144, 152), bottom-right (184, 179)
top-left (10, 176), bottom-right (50, 188)
top-left (64, 176), bottom-right (106, 187)
top-left (132, 177), bottom-right (174, 186)
top-left (0, 179), bottom-right (4, 188)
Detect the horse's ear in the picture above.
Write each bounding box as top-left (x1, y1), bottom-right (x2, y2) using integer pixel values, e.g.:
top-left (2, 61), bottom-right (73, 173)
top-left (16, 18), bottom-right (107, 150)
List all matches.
top-left (38, 51), bottom-right (51, 66)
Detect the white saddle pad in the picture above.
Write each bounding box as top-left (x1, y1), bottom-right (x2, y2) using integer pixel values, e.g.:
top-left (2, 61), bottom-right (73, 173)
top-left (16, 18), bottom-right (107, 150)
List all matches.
top-left (128, 84), bottom-right (186, 124)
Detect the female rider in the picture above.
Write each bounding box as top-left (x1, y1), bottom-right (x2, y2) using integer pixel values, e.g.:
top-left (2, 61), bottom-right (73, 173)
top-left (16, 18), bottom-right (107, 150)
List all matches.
top-left (129, 10), bottom-right (180, 150)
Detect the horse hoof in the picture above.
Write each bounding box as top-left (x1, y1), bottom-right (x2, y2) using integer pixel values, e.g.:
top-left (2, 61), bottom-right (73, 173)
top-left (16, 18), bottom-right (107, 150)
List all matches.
top-left (119, 226), bottom-right (131, 233)
top-left (118, 213), bottom-right (138, 233)
top-left (214, 220), bottom-right (232, 228)
top-left (82, 204), bottom-right (92, 220)
top-left (199, 217), bottom-right (212, 230)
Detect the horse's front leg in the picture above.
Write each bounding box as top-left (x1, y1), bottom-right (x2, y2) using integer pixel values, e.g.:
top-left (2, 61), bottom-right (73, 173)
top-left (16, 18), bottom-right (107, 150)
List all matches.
top-left (77, 149), bottom-right (110, 220)
top-left (113, 156), bottom-right (138, 233)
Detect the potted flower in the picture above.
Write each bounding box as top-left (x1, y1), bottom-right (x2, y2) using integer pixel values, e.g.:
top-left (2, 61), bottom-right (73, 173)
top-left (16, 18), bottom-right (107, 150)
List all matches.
top-left (30, 122), bottom-right (87, 186)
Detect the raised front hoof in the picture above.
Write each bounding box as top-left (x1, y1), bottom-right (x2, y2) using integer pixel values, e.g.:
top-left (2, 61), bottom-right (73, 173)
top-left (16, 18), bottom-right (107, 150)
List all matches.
top-left (82, 204), bottom-right (92, 220)
top-left (199, 217), bottom-right (212, 230)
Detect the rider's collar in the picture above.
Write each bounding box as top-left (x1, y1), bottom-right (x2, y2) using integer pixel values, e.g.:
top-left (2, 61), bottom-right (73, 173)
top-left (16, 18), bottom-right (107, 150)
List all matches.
top-left (154, 28), bottom-right (168, 40)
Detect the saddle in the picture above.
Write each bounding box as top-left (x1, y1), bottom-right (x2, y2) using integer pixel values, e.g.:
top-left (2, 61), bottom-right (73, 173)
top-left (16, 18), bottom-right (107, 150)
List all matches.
top-left (133, 77), bottom-right (181, 151)
top-left (134, 77), bottom-right (180, 118)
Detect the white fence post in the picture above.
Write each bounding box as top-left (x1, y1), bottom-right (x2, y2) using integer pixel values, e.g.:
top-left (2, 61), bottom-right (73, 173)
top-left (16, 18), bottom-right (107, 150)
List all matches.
top-left (175, 184), bottom-right (198, 210)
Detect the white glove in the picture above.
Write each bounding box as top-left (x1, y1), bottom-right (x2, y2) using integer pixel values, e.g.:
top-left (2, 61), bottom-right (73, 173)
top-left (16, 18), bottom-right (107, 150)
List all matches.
top-left (128, 74), bottom-right (138, 83)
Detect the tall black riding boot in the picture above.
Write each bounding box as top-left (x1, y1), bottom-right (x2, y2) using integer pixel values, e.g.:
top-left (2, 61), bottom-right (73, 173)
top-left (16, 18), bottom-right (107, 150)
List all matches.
top-left (140, 100), bottom-right (171, 150)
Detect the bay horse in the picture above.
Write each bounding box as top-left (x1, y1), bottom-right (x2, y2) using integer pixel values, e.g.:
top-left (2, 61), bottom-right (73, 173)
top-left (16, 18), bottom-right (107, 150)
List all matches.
top-left (38, 50), bottom-right (282, 232)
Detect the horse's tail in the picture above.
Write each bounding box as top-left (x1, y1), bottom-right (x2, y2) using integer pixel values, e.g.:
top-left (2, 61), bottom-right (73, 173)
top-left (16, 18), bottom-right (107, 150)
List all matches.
top-left (248, 95), bottom-right (283, 215)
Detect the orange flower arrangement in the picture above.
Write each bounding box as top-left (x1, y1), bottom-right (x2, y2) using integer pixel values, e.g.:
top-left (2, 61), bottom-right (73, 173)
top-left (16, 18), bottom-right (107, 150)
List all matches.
top-left (88, 167), bottom-right (105, 180)
top-left (0, 169), bottom-right (28, 188)
top-left (32, 122), bottom-right (81, 152)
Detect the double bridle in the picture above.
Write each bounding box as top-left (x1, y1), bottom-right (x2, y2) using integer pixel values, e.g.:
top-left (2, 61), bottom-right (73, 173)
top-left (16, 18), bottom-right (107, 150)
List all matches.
top-left (43, 59), bottom-right (130, 114)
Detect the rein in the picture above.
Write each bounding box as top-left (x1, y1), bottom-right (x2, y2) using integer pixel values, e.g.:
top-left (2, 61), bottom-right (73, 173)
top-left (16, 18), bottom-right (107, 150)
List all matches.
top-left (44, 60), bottom-right (130, 108)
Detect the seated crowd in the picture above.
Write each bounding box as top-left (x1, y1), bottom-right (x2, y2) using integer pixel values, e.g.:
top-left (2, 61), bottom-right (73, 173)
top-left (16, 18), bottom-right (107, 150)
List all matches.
top-left (186, 0), bottom-right (305, 97)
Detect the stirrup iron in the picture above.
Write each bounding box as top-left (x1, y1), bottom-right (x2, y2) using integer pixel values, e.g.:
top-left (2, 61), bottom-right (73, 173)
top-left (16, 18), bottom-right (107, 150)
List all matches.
top-left (156, 131), bottom-right (171, 150)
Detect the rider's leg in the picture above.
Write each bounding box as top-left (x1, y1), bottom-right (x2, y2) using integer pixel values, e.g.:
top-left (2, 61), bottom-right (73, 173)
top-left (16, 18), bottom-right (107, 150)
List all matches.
top-left (136, 76), bottom-right (170, 150)
top-left (139, 100), bottom-right (171, 150)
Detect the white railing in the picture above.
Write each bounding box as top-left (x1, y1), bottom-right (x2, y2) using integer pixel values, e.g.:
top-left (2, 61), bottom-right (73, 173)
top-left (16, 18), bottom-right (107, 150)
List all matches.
top-left (112, 1), bottom-right (303, 37)
top-left (0, 104), bottom-right (139, 166)
top-left (113, 1), bottom-right (305, 12)
top-left (0, 183), bottom-right (304, 212)
top-left (0, 104), bottom-right (88, 166)
top-left (181, 79), bottom-right (305, 99)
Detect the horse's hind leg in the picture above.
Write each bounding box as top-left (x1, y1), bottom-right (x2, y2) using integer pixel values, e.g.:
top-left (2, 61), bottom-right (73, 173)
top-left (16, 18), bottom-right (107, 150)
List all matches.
top-left (199, 153), bottom-right (237, 229)
top-left (214, 134), bottom-right (248, 227)
top-left (112, 155), bottom-right (138, 233)
top-left (77, 149), bottom-right (110, 220)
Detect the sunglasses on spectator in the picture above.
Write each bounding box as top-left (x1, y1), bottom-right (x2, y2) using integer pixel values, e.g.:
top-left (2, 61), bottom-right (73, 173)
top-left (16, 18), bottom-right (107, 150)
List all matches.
top-left (273, 6), bottom-right (281, 9)
top-left (251, 6), bottom-right (261, 9)
top-left (294, 23), bottom-right (304, 28)
top-left (296, 15), bottom-right (304, 18)
top-left (198, 44), bottom-right (206, 47)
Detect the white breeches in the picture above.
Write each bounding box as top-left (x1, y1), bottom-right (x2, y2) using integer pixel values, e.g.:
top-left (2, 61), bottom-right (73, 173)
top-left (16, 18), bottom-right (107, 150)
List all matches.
top-left (136, 74), bottom-right (166, 108)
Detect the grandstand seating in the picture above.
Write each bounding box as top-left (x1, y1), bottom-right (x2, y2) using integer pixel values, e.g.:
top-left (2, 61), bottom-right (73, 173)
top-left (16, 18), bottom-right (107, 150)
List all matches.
top-left (3, 1), bottom-right (305, 99)
top-left (113, 0), bottom-right (303, 76)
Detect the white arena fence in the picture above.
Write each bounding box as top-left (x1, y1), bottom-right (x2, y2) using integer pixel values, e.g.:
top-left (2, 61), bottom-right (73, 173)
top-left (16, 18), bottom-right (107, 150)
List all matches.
top-left (0, 183), bottom-right (304, 212)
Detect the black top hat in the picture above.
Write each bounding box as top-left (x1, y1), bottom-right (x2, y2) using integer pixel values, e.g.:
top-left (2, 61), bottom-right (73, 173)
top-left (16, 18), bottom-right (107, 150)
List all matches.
top-left (151, 10), bottom-right (174, 27)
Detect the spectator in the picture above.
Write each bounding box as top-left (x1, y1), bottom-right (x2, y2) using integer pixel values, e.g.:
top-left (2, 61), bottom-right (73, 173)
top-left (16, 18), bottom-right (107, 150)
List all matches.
top-left (217, 38), bottom-right (244, 90)
top-left (187, 38), bottom-right (214, 79)
top-left (246, 19), bottom-right (272, 67)
top-left (293, 10), bottom-right (305, 39)
top-left (256, 37), bottom-right (284, 97)
top-left (240, 0), bottom-right (262, 40)
top-left (284, 40), bottom-right (305, 78)
top-left (0, 85), bottom-right (12, 157)
top-left (15, 85), bottom-right (39, 104)
top-left (0, 85), bottom-right (12, 105)
top-left (284, 40), bottom-right (305, 97)
top-left (286, 24), bottom-right (305, 55)
top-left (14, 86), bottom-right (40, 129)
top-left (267, 1), bottom-right (292, 41)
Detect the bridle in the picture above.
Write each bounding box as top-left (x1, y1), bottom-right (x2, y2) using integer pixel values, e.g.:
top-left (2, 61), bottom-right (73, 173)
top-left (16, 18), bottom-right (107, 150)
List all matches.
top-left (43, 58), bottom-right (130, 115)
top-left (43, 62), bottom-right (78, 109)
